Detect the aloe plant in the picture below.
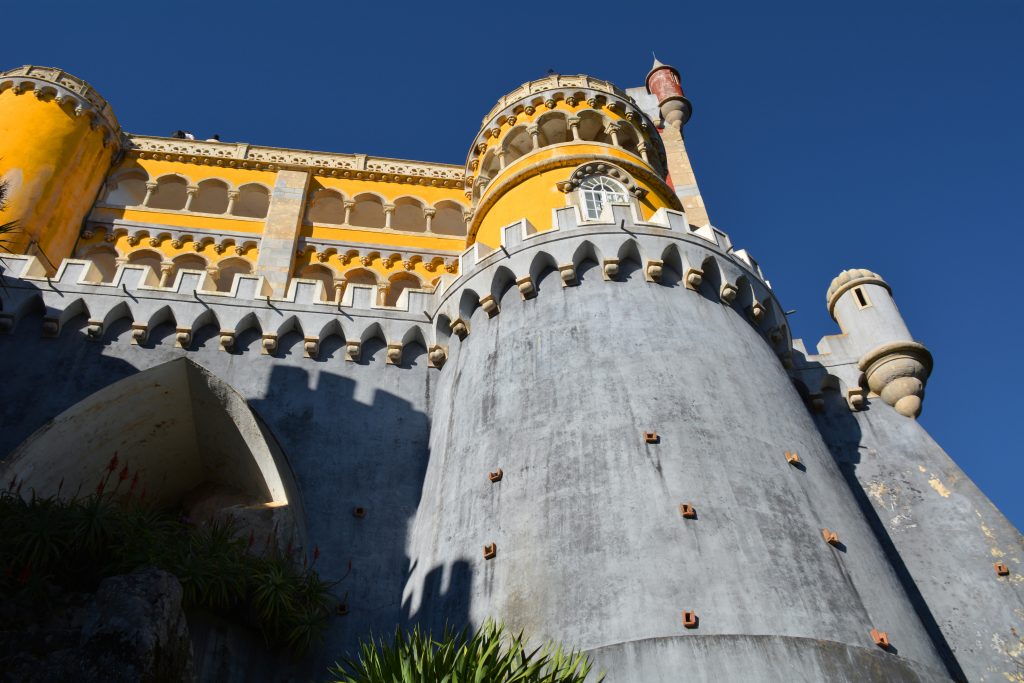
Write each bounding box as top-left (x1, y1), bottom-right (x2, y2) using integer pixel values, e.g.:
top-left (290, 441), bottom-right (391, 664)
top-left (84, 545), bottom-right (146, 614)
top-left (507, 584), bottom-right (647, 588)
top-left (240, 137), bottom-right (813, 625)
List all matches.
top-left (329, 620), bottom-right (604, 683)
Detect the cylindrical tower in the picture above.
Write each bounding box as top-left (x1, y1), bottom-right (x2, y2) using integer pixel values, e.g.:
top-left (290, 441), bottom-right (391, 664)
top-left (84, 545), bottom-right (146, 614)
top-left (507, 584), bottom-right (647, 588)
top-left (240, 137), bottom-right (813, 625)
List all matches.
top-left (828, 269), bottom-right (932, 418)
top-left (406, 74), bottom-right (955, 680)
top-left (462, 73), bottom-right (677, 247)
top-left (0, 66), bottom-right (121, 268)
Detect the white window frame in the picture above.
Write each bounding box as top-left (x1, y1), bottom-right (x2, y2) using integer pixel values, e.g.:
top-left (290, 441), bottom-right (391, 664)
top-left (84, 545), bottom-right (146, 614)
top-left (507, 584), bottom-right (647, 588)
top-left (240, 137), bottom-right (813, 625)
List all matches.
top-left (579, 175), bottom-right (628, 220)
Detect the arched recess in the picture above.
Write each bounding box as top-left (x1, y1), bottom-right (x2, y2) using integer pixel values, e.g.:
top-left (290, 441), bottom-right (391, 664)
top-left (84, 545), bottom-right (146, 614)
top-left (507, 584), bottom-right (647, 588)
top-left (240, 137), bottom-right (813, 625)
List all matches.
top-left (191, 179), bottom-right (230, 214)
top-left (350, 193), bottom-right (386, 229)
top-left (216, 257), bottom-right (253, 292)
top-left (577, 110), bottom-right (611, 144)
top-left (233, 184), bottom-right (270, 219)
top-left (502, 126), bottom-right (533, 166)
top-left (432, 201), bottom-right (466, 236)
top-left (536, 111), bottom-right (570, 146)
top-left (299, 264), bottom-right (336, 300)
top-left (383, 272), bottom-right (423, 307)
top-left (148, 175), bottom-right (189, 210)
top-left (308, 190), bottom-right (346, 224)
top-left (83, 245), bottom-right (119, 283)
top-left (0, 358), bottom-right (306, 548)
top-left (393, 197), bottom-right (427, 232)
top-left (105, 171), bottom-right (148, 206)
top-left (127, 249), bottom-right (163, 278)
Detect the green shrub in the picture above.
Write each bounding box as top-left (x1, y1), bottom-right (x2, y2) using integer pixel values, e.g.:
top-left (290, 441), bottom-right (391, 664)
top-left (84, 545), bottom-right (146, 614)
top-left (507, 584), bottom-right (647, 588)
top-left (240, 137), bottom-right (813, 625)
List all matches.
top-left (0, 479), bottom-right (333, 655)
top-left (329, 620), bottom-right (604, 683)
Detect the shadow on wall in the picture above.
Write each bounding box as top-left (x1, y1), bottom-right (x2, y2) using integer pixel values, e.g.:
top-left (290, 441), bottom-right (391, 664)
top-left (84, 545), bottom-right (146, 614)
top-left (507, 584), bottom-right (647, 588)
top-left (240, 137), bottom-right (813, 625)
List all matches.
top-left (0, 300), bottom-right (474, 680)
top-left (792, 351), bottom-right (965, 682)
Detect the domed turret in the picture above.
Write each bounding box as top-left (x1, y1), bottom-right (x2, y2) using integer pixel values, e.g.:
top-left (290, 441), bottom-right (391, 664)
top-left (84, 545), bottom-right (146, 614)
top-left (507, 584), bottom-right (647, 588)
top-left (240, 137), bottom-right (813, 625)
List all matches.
top-left (463, 74), bottom-right (681, 246)
top-left (0, 66), bottom-right (121, 269)
top-left (828, 268), bottom-right (932, 417)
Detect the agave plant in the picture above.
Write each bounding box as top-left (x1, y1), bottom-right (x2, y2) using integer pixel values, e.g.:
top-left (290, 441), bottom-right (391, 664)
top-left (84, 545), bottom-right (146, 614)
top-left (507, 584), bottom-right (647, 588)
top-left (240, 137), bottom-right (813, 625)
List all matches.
top-left (329, 620), bottom-right (604, 683)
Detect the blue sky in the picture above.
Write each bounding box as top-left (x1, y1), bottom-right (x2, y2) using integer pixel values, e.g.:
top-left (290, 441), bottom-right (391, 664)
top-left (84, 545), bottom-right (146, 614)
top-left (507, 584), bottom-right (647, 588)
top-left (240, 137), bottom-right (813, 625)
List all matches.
top-left (5, 1), bottom-right (1022, 526)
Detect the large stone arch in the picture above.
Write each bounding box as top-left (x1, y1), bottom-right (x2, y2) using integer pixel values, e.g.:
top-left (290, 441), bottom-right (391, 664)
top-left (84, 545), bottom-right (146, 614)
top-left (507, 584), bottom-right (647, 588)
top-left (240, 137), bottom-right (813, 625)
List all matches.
top-left (1, 357), bottom-right (305, 547)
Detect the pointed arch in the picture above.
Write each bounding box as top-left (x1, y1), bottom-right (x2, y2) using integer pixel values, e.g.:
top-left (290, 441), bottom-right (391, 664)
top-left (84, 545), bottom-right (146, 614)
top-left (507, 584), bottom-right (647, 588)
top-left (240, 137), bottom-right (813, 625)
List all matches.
top-left (1, 358), bottom-right (305, 544)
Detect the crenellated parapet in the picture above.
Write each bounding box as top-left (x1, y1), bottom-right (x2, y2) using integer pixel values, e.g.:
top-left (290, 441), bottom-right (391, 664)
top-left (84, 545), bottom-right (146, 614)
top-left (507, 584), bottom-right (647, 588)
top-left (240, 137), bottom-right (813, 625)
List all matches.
top-left (0, 201), bottom-right (784, 369)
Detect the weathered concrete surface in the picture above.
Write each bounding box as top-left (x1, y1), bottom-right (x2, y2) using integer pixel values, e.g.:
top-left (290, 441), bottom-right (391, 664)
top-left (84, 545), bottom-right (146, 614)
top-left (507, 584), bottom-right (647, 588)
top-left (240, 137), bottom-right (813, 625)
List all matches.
top-left (0, 318), bottom-right (435, 678)
top-left (817, 396), bottom-right (1024, 683)
top-left (405, 252), bottom-right (951, 678)
top-left (587, 634), bottom-right (950, 682)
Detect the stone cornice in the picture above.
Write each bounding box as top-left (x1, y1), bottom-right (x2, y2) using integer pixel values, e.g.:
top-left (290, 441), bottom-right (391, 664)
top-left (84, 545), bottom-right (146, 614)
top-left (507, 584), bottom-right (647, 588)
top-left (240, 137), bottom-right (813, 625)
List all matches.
top-left (482, 74), bottom-right (634, 124)
top-left (126, 135), bottom-right (466, 188)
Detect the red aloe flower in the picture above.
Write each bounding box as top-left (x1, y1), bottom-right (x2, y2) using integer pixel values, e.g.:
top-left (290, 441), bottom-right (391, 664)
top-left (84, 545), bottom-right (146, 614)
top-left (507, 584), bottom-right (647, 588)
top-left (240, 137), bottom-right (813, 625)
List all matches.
top-left (96, 480), bottom-right (105, 495)
top-left (119, 464), bottom-right (129, 481)
top-left (107, 453), bottom-right (119, 472)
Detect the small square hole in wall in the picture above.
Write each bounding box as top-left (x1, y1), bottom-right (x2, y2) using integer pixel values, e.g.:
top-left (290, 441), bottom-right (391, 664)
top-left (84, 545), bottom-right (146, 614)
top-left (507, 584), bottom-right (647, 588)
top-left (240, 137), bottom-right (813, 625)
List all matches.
top-left (643, 431), bottom-right (659, 444)
top-left (682, 611), bottom-right (698, 629)
top-left (353, 507), bottom-right (366, 519)
top-left (785, 451), bottom-right (801, 465)
top-left (822, 528), bottom-right (839, 545)
top-left (995, 562), bottom-right (1010, 576)
top-left (483, 543), bottom-right (497, 560)
top-left (488, 468), bottom-right (503, 483)
top-left (679, 503), bottom-right (697, 519)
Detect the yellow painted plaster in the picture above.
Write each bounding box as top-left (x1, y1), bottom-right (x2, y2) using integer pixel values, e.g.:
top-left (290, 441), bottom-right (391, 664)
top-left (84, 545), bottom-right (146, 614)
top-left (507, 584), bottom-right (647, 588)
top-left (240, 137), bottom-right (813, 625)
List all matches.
top-left (0, 90), bottom-right (113, 264)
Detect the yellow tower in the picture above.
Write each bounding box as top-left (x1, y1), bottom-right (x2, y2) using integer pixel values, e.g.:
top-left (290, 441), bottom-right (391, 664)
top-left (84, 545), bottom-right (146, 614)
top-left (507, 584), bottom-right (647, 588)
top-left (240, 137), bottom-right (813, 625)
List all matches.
top-left (463, 74), bottom-right (682, 247)
top-left (0, 66), bottom-right (121, 268)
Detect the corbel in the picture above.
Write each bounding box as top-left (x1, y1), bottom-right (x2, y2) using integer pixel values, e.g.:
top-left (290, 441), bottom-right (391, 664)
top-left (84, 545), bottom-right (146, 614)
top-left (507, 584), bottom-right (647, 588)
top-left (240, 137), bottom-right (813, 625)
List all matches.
top-left (303, 337), bottom-right (319, 359)
top-left (479, 294), bottom-right (499, 317)
top-left (386, 343), bottom-right (403, 365)
top-left (847, 388), bottom-right (866, 411)
top-left (684, 268), bottom-right (703, 290)
top-left (41, 317), bottom-right (61, 338)
top-left (219, 330), bottom-right (236, 351)
top-left (345, 340), bottom-right (362, 362)
top-left (85, 320), bottom-right (104, 341)
top-left (645, 260), bottom-right (663, 282)
top-left (602, 259), bottom-right (620, 280)
top-left (428, 345), bottom-right (447, 369)
top-left (130, 322), bottom-right (148, 346)
top-left (175, 328), bottom-right (192, 349)
top-left (516, 275), bottom-right (536, 299)
top-left (720, 283), bottom-right (738, 304)
top-left (261, 333), bottom-right (278, 355)
top-left (749, 301), bottom-right (765, 322)
top-left (558, 263), bottom-right (577, 287)
top-left (450, 318), bottom-right (469, 340)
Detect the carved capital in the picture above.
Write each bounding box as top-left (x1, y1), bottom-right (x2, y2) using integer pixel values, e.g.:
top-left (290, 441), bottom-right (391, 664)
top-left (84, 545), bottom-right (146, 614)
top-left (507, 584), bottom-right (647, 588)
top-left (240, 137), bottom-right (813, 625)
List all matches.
top-left (316, 251), bottom-right (330, 263)
top-left (523, 105), bottom-right (536, 115)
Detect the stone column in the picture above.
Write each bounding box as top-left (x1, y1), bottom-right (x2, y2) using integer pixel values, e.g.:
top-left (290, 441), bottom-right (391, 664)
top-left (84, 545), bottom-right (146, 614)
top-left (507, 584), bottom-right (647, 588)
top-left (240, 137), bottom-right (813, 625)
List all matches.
top-left (159, 261), bottom-right (176, 287)
top-left (254, 169), bottom-right (311, 296)
top-left (184, 185), bottom-right (199, 211)
top-left (567, 116), bottom-right (581, 140)
top-left (226, 189), bottom-right (239, 215)
top-left (143, 181), bottom-right (157, 206)
top-left (383, 203), bottom-right (395, 229)
top-left (423, 207), bottom-right (436, 232)
top-left (527, 124), bottom-right (540, 149)
top-left (343, 199), bottom-right (355, 224)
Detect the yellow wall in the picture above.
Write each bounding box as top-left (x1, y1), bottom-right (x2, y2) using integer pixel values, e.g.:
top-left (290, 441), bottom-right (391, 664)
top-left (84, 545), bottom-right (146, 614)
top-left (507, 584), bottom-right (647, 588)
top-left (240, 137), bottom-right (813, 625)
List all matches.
top-left (0, 89), bottom-right (114, 266)
top-left (472, 144), bottom-right (675, 247)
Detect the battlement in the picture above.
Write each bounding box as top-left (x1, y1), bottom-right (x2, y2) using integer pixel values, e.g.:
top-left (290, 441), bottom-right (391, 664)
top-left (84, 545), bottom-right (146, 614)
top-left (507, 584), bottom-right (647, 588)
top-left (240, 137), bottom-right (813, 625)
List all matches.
top-left (0, 203), bottom-right (785, 368)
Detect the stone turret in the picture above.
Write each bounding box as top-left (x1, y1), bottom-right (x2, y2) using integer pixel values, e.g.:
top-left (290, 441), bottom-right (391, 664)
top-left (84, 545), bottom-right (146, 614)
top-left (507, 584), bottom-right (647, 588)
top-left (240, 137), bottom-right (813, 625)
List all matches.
top-left (645, 57), bottom-right (710, 228)
top-left (827, 269), bottom-right (932, 417)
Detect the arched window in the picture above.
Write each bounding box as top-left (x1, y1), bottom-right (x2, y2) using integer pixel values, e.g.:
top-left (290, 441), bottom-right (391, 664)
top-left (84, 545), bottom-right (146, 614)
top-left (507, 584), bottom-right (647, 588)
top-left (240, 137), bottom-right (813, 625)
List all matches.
top-left (432, 201), bottom-right (467, 236)
top-left (393, 197), bottom-right (426, 232)
top-left (215, 258), bottom-right (253, 292)
top-left (191, 179), bottom-right (230, 214)
top-left (308, 190), bottom-right (346, 224)
top-left (350, 194), bottom-right (385, 229)
top-left (579, 175), bottom-right (628, 220)
top-left (105, 172), bottom-right (148, 207)
top-left (233, 184), bottom-right (270, 219)
top-left (148, 176), bottom-right (188, 210)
